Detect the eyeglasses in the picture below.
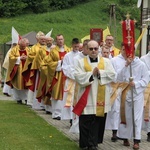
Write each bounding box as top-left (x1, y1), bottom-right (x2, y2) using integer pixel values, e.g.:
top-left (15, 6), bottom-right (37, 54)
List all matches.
top-left (89, 47), bottom-right (98, 51)
top-left (106, 39), bottom-right (113, 41)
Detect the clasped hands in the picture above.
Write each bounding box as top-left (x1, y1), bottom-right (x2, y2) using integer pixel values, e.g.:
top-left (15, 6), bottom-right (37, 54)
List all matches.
top-left (20, 55), bottom-right (27, 60)
top-left (93, 67), bottom-right (100, 78)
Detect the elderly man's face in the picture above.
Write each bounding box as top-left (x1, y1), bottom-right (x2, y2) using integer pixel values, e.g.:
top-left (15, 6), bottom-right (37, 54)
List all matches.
top-left (19, 42), bottom-right (26, 50)
top-left (88, 41), bottom-right (99, 59)
top-left (39, 36), bottom-right (46, 45)
top-left (46, 37), bottom-right (53, 47)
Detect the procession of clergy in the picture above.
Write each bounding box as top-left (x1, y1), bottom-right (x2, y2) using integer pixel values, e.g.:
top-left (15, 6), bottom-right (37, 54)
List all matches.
top-left (2, 28), bottom-right (150, 150)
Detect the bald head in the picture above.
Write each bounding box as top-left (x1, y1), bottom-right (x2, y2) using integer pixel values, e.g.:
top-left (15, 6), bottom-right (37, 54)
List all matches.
top-left (18, 38), bottom-right (27, 50)
top-left (88, 40), bottom-right (99, 48)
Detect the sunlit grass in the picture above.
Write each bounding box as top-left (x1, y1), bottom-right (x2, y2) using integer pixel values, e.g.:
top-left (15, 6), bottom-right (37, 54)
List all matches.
top-left (0, 100), bottom-right (78, 150)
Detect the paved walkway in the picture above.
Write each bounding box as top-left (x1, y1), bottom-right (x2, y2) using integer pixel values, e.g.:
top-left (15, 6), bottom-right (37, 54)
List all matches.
top-left (1, 94), bottom-right (150, 150)
top-left (35, 110), bottom-right (150, 150)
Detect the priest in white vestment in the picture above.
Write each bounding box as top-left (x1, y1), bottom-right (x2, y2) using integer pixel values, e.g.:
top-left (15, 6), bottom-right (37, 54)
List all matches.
top-left (74, 40), bottom-right (116, 150)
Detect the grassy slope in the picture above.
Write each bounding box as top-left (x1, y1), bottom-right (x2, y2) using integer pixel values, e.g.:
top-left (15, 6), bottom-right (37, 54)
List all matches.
top-left (0, 100), bottom-right (78, 150)
top-left (0, 0), bottom-right (140, 48)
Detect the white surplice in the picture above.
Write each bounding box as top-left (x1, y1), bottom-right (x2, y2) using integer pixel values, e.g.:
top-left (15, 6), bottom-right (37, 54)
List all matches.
top-left (61, 50), bottom-right (79, 120)
top-left (105, 54), bottom-right (126, 130)
top-left (117, 57), bottom-right (149, 140)
top-left (140, 52), bottom-right (150, 133)
top-left (74, 56), bottom-right (116, 115)
top-left (69, 52), bottom-right (86, 133)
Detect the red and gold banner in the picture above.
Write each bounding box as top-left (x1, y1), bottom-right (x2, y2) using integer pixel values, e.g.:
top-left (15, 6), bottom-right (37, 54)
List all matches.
top-left (122, 16), bottom-right (135, 58)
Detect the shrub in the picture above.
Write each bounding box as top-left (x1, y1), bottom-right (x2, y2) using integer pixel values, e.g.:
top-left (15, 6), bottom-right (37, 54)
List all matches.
top-left (0, 0), bottom-right (27, 17)
top-left (23, 0), bottom-right (49, 13)
top-left (49, 0), bottom-right (89, 10)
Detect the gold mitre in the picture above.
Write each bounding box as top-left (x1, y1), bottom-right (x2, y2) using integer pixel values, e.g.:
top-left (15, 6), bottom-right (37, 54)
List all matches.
top-left (36, 31), bottom-right (45, 38)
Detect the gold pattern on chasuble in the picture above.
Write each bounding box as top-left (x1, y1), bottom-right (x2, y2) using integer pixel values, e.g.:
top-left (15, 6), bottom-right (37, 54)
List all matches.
top-left (84, 56), bottom-right (105, 117)
top-left (51, 47), bottom-right (68, 100)
top-left (8, 47), bottom-right (29, 90)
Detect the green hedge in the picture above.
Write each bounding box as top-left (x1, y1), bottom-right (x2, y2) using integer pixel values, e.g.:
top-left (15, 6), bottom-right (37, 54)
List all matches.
top-left (0, 0), bottom-right (90, 17)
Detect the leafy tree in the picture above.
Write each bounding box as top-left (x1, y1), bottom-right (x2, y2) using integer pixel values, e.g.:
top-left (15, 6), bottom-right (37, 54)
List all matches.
top-left (0, 0), bottom-right (27, 17)
top-left (49, 0), bottom-right (89, 10)
top-left (22, 0), bottom-right (49, 13)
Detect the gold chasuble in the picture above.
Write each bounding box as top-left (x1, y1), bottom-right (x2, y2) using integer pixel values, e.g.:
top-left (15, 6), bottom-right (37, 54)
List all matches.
top-left (22, 43), bottom-right (46, 87)
top-left (84, 56), bottom-right (105, 117)
top-left (35, 49), bottom-right (50, 103)
top-left (6, 46), bottom-right (29, 90)
top-left (29, 47), bottom-right (47, 91)
top-left (41, 45), bottom-right (70, 101)
top-left (110, 46), bottom-right (120, 57)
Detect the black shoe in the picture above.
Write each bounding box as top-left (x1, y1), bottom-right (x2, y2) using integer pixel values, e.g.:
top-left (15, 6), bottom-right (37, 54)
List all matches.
top-left (3, 93), bottom-right (11, 97)
top-left (70, 119), bottom-right (72, 127)
top-left (53, 116), bottom-right (61, 120)
top-left (17, 100), bottom-right (22, 104)
top-left (147, 134), bottom-right (150, 142)
top-left (111, 133), bottom-right (118, 142)
top-left (46, 111), bottom-right (52, 114)
top-left (123, 139), bottom-right (130, 146)
top-left (25, 100), bottom-right (27, 105)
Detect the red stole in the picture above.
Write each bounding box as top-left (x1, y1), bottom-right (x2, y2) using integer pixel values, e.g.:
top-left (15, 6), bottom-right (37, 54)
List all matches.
top-left (19, 50), bottom-right (27, 67)
top-left (59, 51), bottom-right (67, 97)
top-left (110, 50), bottom-right (114, 57)
top-left (10, 50), bottom-right (27, 80)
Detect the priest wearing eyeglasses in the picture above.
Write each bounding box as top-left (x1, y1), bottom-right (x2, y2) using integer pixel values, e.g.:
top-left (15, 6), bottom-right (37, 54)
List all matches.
top-left (73, 40), bottom-right (116, 150)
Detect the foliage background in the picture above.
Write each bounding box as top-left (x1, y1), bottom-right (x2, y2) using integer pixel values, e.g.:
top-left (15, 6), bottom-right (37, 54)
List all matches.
top-left (0, 0), bottom-right (140, 48)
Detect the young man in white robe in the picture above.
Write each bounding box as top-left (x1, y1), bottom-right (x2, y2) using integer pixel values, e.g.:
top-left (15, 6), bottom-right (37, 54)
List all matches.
top-left (100, 45), bottom-right (110, 59)
top-left (61, 38), bottom-right (80, 122)
top-left (105, 43), bottom-right (126, 142)
top-left (116, 50), bottom-right (149, 149)
top-left (74, 40), bottom-right (116, 150)
top-left (140, 41), bottom-right (150, 142)
top-left (69, 39), bottom-right (90, 133)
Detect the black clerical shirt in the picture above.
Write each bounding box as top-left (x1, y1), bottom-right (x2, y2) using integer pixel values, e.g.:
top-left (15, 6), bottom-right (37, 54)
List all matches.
top-left (89, 57), bottom-right (98, 63)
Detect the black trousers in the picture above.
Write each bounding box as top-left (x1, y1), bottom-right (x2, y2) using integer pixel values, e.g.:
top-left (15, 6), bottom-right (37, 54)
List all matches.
top-left (79, 114), bottom-right (106, 148)
top-left (97, 113), bottom-right (107, 144)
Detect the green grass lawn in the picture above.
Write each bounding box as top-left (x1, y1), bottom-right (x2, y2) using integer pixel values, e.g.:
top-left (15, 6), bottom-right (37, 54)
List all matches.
top-left (0, 100), bottom-right (79, 150)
